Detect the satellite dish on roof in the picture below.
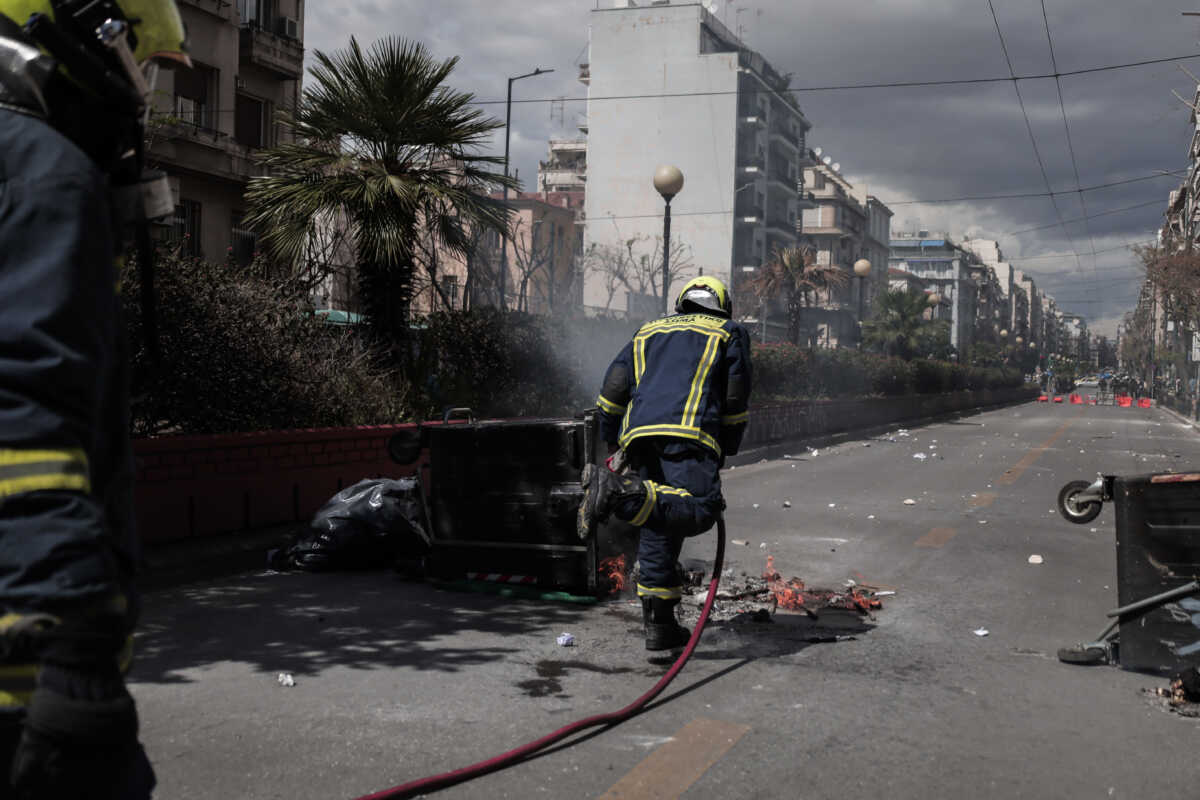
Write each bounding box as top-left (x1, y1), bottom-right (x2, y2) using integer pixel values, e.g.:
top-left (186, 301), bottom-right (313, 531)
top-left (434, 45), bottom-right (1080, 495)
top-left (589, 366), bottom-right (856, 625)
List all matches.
top-left (822, 155), bottom-right (832, 166)
top-left (832, 162), bottom-right (841, 172)
top-left (704, 0), bottom-right (717, 12)
top-left (813, 147), bottom-right (823, 157)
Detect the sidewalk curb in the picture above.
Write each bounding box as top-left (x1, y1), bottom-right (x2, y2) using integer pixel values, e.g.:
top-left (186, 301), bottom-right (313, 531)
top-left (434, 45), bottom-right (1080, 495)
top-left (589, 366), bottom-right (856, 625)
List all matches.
top-left (726, 394), bottom-right (1036, 467)
top-left (1157, 403), bottom-right (1200, 434)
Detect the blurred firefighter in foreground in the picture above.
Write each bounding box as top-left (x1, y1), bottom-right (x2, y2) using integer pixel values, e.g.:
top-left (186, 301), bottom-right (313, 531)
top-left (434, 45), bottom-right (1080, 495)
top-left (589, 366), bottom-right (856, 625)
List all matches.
top-left (0, 1), bottom-right (189, 795)
top-left (580, 276), bottom-right (752, 651)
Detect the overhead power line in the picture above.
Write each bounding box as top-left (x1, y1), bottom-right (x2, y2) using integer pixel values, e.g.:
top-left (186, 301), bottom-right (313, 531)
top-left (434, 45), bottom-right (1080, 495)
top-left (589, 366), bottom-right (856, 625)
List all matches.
top-left (1007, 240), bottom-right (1152, 262)
top-left (470, 52), bottom-right (1200, 106)
top-left (1041, 0), bottom-right (1100, 285)
top-left (587, 168), bottom-right (1185, 223)
top-left (1004, 198), bottom-right (1164, 236)
top-left (986, 0), bottom-right (1082, 272)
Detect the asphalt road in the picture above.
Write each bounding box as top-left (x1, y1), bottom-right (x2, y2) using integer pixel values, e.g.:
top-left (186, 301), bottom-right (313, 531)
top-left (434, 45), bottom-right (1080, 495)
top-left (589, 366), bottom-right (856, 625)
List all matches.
top-left (130, 400), bottom-right (1200, 800)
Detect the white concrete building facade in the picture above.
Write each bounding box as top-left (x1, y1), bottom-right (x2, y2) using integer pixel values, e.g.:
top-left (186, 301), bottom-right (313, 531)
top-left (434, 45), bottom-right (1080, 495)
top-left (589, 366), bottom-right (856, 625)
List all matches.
top-left (581, 1), bottom-right (813, 316)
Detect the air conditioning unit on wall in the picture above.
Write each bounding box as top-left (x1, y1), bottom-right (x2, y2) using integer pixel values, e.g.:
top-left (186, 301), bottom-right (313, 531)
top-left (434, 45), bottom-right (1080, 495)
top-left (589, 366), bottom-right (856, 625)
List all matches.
top-left (276, 16), bottom-right (298, 39)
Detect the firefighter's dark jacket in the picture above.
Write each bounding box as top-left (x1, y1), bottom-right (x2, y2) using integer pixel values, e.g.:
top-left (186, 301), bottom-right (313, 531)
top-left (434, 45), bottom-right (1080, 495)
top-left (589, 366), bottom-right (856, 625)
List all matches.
top-left (0, 100), bottom-right (137, 615)
top-left (597, 312), bottom-right (752, 457)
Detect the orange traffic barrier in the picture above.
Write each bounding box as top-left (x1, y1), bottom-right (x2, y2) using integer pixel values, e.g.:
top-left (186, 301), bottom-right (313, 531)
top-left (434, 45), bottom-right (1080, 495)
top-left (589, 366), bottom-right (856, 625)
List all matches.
top-left (1037, 394), bottom-right (1049, 402)
top-left (1070, 394), bottom-right (1083, 404)
top-left (1053, 396), bottom-right (1064, 403)
top-left (1138, 397), bottom-right (1152, 408)
top-left (1118, 396), bottom-right (1133, 408)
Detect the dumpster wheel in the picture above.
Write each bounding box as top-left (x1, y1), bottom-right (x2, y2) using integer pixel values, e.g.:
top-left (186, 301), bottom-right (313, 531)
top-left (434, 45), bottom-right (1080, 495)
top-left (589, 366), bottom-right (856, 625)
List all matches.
top-left (1058, 480), bottom-right (1102, 524)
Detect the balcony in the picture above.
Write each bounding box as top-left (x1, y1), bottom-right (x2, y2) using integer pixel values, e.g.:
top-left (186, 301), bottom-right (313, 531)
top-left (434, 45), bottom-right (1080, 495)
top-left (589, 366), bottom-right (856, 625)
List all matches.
top-left (737, 151), bottom-right (765, 170)
top-left (735, 200), bottom-right (764, 224)
top-left (179, 0), bottom-right (233, 20)
top-left (767, 169), bottom-right (795, 193)
top-left (239, 22), bottom-right (303, 80)
top-left (549, 137), bottom-right (586, 153)
top-left (739, 114), bottom-right (766, 129)
top-left (766, 216), bottom-right (798, 238)
top-left (796, 189), bottom-right (817, 210)
top-left (769, 128), bottom-right (799, 151)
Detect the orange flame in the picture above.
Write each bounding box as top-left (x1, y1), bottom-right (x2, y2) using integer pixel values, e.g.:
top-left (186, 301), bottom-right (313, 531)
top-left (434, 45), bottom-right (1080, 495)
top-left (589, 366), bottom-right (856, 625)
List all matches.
top-left (763, 554), bottom-right (806, 609)
top-left (599, 554), bottom-right (628, 594)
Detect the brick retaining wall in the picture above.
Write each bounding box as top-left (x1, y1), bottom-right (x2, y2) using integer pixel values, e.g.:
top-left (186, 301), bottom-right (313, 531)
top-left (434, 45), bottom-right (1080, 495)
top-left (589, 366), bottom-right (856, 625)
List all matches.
top-left (133, 388), bottom-right (1037, 545)
top-left (133, 425), bottom-right (423, 543)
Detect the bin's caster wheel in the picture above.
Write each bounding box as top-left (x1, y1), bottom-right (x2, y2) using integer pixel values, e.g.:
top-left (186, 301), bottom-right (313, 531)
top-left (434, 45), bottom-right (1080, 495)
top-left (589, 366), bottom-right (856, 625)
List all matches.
top-left (1057, 480), bottom-right (1102, 524)
top-left (1057, 642), bottom-right (1110, 665)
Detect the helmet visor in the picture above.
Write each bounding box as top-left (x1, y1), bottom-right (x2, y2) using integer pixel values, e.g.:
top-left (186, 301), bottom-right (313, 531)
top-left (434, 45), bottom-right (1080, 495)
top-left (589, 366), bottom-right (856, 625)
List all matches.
top-left (680, 287), bottom-right (723, 315)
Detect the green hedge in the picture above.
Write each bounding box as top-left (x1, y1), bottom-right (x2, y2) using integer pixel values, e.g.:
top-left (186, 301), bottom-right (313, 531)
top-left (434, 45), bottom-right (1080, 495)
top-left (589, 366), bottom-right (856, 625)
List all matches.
top-left (753, 342), bottom-right (1022, 401)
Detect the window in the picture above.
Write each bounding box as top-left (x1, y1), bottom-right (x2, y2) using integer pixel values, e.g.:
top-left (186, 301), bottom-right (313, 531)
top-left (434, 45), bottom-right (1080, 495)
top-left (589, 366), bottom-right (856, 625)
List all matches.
top-left (172, 200), bottom-right (201, 258)
top-left (442, 275), bottom-right (460, 308)
top-left (235, 94), bottom-right (267, 148)
top-left (174, 63), bottom-right (216, 129)
top-left (238, 0), bottom-right (277, 27)
top-left (231, 211), bottom-right (256, 266)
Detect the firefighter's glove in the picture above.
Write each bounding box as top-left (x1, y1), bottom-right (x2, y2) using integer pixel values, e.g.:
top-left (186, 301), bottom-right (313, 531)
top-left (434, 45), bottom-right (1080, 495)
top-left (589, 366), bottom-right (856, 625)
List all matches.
top-left (10, 664), bottom-right (154, 800)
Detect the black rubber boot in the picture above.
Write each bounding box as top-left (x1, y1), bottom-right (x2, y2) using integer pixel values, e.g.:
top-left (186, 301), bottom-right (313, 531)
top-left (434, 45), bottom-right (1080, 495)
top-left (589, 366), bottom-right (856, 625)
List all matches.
top-left (642, 597), bottom-right (691, 651)
top-left (578, 465), bottom-right (648, 539)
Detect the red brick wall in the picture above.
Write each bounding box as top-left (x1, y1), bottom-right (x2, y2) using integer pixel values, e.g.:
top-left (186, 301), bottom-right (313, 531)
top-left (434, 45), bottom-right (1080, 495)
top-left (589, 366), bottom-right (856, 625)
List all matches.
top-left (132, 424), bottom-right (426, 543)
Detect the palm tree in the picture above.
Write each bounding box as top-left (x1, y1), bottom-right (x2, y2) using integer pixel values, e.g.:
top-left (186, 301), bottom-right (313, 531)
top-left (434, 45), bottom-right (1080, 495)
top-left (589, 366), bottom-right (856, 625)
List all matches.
top-left (747, 246), bottom-right (849, 345)
top-left (245, 36), bottom-right (515, 357)
top-left (863, 288), bottom-right (934, 360)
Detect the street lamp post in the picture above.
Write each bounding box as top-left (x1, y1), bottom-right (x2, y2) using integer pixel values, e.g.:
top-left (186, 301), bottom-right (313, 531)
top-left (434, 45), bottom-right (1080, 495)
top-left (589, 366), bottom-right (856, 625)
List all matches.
top-left (499, 67), bottom-right (554, 310)
top-left (653, 165), bottom-right (685, 316)
top-left (853, 258), bottom-right (871, 349)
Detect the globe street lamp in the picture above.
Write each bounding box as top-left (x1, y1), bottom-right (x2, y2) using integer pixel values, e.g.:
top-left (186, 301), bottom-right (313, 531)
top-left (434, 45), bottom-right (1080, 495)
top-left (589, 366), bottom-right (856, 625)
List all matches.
top-left (499, 67), bottom-right (554, 309)
top-left (853, 258), bottom-right (871, 348)
top-left (653, 165), bottom-right (684, 315)
top-left (927, 292), bottom-right (941, 320)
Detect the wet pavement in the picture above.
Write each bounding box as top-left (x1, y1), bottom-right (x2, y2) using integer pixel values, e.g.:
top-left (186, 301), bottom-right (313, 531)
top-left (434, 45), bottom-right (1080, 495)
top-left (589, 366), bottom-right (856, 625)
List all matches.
top-left (130, 401), bottom-right (1200, 799)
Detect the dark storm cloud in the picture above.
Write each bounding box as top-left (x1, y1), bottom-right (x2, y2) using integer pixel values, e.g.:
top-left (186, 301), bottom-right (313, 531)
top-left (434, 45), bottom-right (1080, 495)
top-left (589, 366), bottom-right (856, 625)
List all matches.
top-left (307, 0), bottom-right (1200, 333)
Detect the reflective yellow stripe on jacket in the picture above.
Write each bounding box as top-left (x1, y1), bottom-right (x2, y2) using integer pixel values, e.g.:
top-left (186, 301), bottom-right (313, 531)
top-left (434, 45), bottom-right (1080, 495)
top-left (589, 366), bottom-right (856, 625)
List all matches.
top-left (0, 448), bottom-right (90, 498)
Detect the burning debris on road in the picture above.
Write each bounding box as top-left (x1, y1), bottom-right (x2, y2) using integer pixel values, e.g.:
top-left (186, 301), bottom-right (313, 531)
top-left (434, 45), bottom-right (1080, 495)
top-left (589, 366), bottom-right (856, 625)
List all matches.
top-left (1150, 666), bottom-right (1200, 716)
top-left (673, 554), bottom-right (887, 623)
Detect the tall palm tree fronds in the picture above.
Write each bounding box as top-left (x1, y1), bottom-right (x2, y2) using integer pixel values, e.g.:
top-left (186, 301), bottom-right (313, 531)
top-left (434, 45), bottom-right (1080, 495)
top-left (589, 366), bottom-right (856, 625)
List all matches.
top-left (244, 36), bottom-right (516, 349)
top-left (863, 288), bottom-right (934, 360)
top-left (747, 246), bottom-right (849, 344)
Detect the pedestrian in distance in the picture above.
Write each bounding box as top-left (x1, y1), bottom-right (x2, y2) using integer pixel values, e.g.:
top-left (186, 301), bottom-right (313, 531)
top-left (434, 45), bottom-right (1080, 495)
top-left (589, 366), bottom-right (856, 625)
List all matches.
top-left (578, 276), bottom-right (752, 652)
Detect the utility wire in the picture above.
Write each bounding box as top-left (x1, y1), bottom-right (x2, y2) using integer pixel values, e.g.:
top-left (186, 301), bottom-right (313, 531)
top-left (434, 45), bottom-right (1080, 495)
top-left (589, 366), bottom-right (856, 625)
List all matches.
top-left (1041, 0), bottom-right (1100, 316)
top-left (885, 168), bottom-right (1184, 205)
top-left (585, 168), bottom-right (1185, 223)
top-left (465, 52), bottom-right (1200, 106)
top-left (1007, 240), bottom-right (1152, 262)
top-left (987, 0), bottom-right (1082, 274)
top-left (1005, 198), bottom-right (1164, 236)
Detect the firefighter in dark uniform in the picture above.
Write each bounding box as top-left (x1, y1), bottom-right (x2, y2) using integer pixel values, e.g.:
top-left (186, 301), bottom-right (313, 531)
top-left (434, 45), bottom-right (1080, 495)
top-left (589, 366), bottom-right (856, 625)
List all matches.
top-left (0, 1), bottom-right (188, 795)
top-left (580, 276), bottom-right (752, 651)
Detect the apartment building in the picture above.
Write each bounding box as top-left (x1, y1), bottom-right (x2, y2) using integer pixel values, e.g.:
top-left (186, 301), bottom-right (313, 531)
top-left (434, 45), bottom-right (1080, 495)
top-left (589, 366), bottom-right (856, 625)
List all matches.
top-left (1015, 270), bottom-right (1041, 351)
top-left (409, 193), bottom-right (583, 316)
top-left (581, 1), bottom-right (814, 317)
top-left (797, 155), bottom-right (892, 346)
top-left (889, 232), bottom-right (979, 355)
top-left (148, 0), bottom-right (305, 262)
top-left (962, 238), bottom-right (1014, 338)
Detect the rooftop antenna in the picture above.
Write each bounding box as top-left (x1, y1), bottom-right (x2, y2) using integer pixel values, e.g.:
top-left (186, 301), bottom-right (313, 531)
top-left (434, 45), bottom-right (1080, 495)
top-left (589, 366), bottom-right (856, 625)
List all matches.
top-left (813, 146), bottom-right (823, 157)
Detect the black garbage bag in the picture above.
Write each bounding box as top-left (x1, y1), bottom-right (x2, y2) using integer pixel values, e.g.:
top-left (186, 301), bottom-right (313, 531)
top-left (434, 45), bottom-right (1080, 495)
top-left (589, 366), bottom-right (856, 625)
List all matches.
top-left (285, 477), bottom-right (431, 571)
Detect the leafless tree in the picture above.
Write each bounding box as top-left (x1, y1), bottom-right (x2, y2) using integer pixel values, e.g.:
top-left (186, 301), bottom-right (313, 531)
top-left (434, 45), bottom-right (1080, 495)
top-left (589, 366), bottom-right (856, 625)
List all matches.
top-left (581, 234), bottom-right (692, 317)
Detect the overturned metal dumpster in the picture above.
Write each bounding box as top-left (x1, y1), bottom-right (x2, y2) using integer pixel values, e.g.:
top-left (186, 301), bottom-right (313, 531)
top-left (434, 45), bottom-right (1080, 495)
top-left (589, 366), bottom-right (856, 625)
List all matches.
top-left (391, 412), bottom-right (637, 596)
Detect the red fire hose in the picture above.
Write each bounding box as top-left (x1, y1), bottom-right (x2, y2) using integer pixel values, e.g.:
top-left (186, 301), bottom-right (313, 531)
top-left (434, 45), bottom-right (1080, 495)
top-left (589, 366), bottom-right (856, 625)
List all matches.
top-left (351, 516), bottom-right (727, 800)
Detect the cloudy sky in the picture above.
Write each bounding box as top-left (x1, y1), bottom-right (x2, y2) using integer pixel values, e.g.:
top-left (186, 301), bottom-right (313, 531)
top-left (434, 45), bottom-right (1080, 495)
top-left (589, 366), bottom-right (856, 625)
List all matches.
top-left (305, 0), bottom-right (1200, 336)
